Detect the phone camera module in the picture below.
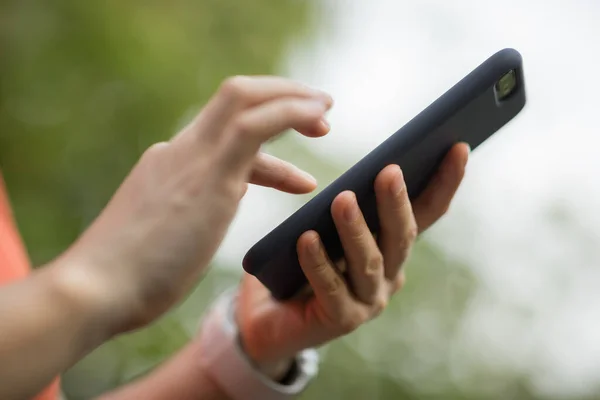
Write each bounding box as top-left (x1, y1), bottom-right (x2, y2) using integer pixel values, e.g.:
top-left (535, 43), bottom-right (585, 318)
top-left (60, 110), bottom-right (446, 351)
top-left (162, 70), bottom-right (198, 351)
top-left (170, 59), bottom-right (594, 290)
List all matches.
top-left (494, 69), bottom-right (517, 102)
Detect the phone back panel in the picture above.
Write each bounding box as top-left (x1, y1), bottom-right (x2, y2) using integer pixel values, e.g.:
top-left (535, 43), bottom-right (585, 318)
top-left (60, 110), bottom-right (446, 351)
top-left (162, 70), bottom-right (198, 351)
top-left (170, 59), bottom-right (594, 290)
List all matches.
top-left (243, 48), bottom-right (526, 300)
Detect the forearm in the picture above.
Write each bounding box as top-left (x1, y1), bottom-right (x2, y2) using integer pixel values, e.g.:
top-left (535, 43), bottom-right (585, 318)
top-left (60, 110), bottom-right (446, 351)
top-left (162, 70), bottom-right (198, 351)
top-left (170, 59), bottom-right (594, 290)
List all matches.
top-left (96, 290), bottom-right (296, 400)
top-left (96, 337), bottom-right (295, 400)
top-left (0, 261), bottom-right (112, 399)
top-left (97, 338), bottom-right (232, 400)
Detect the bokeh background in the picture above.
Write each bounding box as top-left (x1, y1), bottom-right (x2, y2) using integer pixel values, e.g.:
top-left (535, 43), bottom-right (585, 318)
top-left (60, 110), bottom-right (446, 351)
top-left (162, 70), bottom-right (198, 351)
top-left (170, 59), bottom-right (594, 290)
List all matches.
top-left (2, 0), bottom-right (600, 399)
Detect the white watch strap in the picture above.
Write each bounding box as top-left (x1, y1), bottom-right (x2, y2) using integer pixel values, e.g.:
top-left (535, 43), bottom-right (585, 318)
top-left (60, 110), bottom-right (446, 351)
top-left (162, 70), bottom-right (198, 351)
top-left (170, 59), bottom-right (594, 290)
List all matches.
top-left (197, 289), bottom-right (319, 400)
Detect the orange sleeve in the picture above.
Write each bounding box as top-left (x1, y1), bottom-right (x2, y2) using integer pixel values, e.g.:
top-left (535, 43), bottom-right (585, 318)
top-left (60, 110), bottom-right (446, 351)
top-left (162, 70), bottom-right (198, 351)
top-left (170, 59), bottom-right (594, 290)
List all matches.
top-left (0, 174), bottom-right (61, 400)
top-left (0, 176), bottom-right (30, 283)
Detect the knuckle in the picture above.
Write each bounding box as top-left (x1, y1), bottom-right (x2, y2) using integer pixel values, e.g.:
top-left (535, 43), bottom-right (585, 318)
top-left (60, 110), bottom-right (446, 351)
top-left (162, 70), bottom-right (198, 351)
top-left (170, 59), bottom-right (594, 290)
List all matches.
top-left (406, 223), bottom-right (418, 242)
top-left (323, 275), bottom-right (344, 296)
top-left (365, 253), bottom-right (384, 276)
top-left (335, 259), bottom-right (348, 274)
top-left (219, 75), bottom-right (250, 102)
top-left (349, 226), bottom-right (368, 243)
top-left (140, 142), bottom-right (170, 167)
top-left (314, 263), bottom-right (344, 295)
top-left (143, 141), bottom-right (169, 159)
top-left (230, 116), bottom-right (254, 138)
top-left (398, 223), bottom-right (418, 250)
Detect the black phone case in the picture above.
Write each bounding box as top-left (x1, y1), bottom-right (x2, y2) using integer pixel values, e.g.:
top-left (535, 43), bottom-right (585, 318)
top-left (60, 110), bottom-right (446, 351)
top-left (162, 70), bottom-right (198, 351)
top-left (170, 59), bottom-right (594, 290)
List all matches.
top-left (243, 48), bottom-right (527, 300)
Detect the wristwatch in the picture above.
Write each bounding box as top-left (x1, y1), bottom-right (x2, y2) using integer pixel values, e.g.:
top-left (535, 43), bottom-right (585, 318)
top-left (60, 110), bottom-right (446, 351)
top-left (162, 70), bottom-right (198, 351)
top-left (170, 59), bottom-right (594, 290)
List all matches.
top-left (197, 288), bottom-right (319, 400)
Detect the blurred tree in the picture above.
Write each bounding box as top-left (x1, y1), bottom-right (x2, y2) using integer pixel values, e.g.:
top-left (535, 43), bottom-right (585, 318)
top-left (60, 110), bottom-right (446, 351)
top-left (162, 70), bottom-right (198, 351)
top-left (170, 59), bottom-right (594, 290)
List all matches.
top-left (0, 0), bottom-right (313, 265)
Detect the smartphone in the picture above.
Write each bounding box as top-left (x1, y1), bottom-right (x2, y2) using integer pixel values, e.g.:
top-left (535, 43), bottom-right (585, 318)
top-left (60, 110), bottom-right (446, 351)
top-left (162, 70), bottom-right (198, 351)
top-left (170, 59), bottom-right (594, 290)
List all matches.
top-left (242, 48), bottom-right (527, 300)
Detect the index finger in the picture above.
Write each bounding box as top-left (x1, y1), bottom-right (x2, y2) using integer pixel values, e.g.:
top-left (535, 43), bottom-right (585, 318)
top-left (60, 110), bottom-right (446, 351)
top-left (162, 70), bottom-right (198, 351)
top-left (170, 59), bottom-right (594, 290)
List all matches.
top-left (217, 76), bottom-right (332, 108)
top-left (297, 231), bottom-right (350, 318)
top-left (194, 76), bottom-right (333, 142)
top-left (219, 97), bottom-right (331, 173)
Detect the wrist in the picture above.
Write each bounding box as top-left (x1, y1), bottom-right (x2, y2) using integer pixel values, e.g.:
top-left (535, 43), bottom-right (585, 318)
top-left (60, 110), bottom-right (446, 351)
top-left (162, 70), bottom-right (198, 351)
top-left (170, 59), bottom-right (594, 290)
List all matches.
top-left (235, 307), bottom-right (296, 382)
top-left (198, 289), bottom-right (319, 399)
top-left (237, 328), bottom-right (295, 382)
top-left (240, 347), bottom-right (295, 382)
top-left (46, 253), bottom-right (122, 341)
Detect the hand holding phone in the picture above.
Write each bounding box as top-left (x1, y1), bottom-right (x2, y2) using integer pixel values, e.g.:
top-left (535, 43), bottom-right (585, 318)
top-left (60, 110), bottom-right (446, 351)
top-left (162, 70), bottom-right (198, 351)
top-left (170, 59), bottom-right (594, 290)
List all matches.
top-left (243, 48), bottom-right (527, 300)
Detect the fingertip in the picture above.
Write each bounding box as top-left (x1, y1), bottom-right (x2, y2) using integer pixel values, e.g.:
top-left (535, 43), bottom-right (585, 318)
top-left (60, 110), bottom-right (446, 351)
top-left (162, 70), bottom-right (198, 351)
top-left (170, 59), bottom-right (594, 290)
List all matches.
top-left (298, 118), bottom-right (331, 138)
top-left (304, 229), bottom-right (321, 241)
top-left (463, 142), bottom-right (472, 154)
top-left (454, 143), bottom-right (469, 175)
top-left (308, 93), bottom-right (333, 135)
top-left (441, 143), bottom-right (469, 179)
top-left (382, 164), bottom-right (402, 178)
top-left (319, 119), bottom-right (331, 134)
top-left (298, 230), bottom-right (320, 255)
top-left (454, 141), bottom-right (470, 151)
top-left (297, 180), bottom-right (318, 194)
top-left (454, 142), bottom-right (471, 164)
top-left (462, 143), bottom-right (471, 166)
top-left (318, 92), bottom-right (334, 109)
top-left (331, 190), bottom-right (356, 219)
top-left (333, 190), bottom-right (355, 204)
top-left (294, 168), bottom-right (318, 191)
top-left (374, 164), bottom-right (402, 194)
top-left (295, 99), bottom-right (329, 126)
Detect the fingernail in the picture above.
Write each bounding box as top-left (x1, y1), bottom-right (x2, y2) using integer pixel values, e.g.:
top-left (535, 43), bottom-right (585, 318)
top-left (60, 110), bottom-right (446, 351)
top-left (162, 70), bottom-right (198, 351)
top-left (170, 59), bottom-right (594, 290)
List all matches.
top-left (317, 92), bottom-right (334, 109)
top-left (464, 142), bottom-right (472, 153)
top-left (307, 99), bottom-right (328, 112)
top-left (390, 167), bottom-right (405, 196)
top-left (344, 193), bottom-right (359, 222)
top-left (319, 119), bottom-right (330, 132)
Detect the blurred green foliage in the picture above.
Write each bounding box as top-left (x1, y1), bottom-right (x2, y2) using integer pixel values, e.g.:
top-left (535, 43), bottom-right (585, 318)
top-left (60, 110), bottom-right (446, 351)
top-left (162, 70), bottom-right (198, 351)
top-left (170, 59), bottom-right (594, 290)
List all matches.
top-left (0, 0), bottom-right (311, 265)
top-left (0, 1), bottom-right (590, 399)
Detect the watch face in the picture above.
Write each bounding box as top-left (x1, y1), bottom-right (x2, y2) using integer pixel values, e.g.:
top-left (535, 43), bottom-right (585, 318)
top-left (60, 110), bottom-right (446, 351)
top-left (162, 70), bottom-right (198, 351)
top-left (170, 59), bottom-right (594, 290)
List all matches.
top-left (298, 349), bottom-right (320, 378)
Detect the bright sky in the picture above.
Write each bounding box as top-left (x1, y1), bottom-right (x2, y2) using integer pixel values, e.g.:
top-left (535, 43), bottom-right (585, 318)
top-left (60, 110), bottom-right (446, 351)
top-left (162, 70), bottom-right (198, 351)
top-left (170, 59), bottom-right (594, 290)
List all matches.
top-left (217, 0), bottom-right (600, 396)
